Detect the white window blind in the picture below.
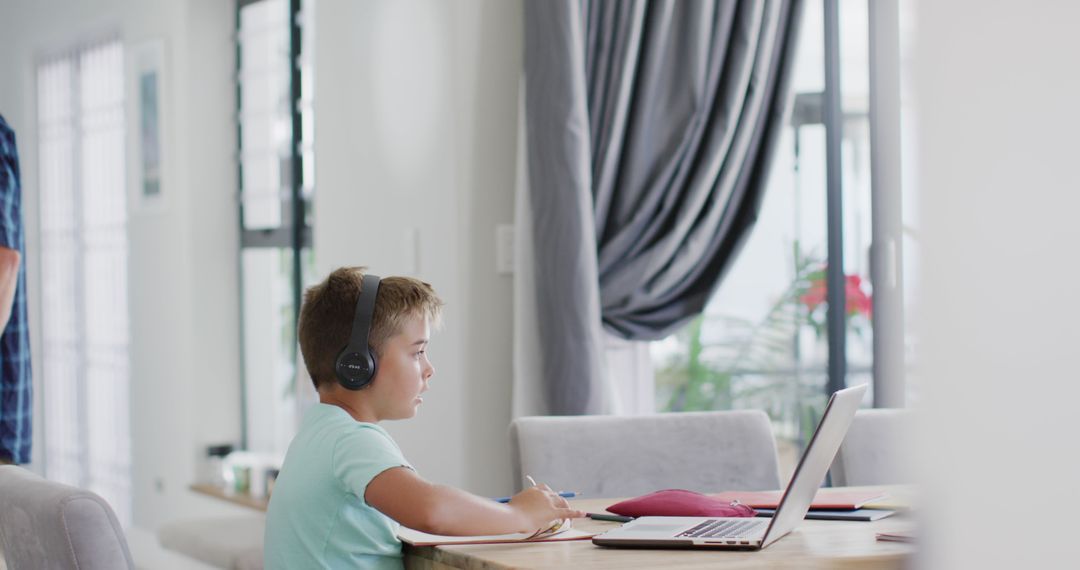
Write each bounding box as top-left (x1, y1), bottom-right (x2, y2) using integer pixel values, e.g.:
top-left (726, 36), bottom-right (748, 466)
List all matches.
top-left (36, 38), bottom-right (131, 526)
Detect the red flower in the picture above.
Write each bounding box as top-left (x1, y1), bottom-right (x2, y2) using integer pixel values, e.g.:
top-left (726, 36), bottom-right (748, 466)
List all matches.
top-left (800, 270), bottom-right (873, 318)
top-left (844, 274), bottom-right (872, 318)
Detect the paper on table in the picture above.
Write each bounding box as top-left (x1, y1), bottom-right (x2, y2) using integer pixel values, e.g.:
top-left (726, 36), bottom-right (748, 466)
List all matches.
top-left (398, 518), bottom-right (595, 547)
top-left (861, 488), bottom-right (915, 511)
top-left (875, 530), bottom-right (915, 543)
top-left (862, 498), bottom-right (910, 511)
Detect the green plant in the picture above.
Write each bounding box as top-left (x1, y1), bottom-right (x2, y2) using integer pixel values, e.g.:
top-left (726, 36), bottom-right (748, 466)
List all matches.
top-left (658, 251), bottom-right (816, 411)
top-left (655, 247), bottom-right (842, 443)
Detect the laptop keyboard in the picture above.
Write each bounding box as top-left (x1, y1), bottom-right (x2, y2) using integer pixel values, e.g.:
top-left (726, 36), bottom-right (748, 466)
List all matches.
top-left (677, 519), bottom-right (766, 539)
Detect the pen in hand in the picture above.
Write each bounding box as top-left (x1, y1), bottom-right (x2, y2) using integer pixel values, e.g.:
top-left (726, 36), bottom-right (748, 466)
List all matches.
top-left (493, 491), bottom-right (579, 503)
top-left (493, 474), bottom-right (579, 503)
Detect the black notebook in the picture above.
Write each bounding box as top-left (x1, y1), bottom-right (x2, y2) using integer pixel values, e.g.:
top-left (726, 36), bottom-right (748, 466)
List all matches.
top-left (754, 508), bottom-right (896, 522)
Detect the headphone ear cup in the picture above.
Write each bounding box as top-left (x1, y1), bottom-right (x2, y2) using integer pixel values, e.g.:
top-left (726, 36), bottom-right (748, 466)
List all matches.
top-left (335, 349), bottom-right (376, 390)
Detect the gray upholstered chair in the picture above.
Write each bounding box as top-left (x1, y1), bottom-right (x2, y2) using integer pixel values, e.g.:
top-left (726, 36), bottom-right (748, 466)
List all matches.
top-left (830, 408), bottom-right (912, 487)
top-left (510, 410), bottom-right (782, 498)
top-left (0, 465), bottom-right (134, 570)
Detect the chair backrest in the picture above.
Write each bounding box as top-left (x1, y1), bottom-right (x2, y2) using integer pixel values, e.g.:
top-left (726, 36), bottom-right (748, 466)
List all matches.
top-left (510, 410), bottom-right (782, 498)
top-left (830, 408), bottom-right (912, 487)
top-left (0, 465), bottom-right (133, 570)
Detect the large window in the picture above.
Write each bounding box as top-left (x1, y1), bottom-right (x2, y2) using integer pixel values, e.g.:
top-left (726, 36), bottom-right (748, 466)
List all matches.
top-left (653, 0), bottom-right (914, 477)
top-left (37, 38), bottom-right (131, 525)
top-left (237, 0), bottom-right (316, 455)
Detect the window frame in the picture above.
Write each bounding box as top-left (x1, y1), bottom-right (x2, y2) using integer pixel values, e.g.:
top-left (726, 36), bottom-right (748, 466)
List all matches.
top-left (235, 0), bottom-right (310, 449)
top-left (822, 0), bottom-right (905, 406)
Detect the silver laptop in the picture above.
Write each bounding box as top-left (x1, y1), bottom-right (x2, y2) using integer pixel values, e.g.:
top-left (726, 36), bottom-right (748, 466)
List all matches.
top-left (592, 384), bottom-right (868, 550)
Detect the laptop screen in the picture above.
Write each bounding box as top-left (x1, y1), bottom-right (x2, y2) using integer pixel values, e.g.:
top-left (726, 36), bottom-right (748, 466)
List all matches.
top-left (760, 384), bottom-right (867, 547)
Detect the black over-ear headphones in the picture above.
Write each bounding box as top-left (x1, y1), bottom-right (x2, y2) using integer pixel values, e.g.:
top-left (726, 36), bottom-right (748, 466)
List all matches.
top-left (334, 273), bottom-right (381, 390)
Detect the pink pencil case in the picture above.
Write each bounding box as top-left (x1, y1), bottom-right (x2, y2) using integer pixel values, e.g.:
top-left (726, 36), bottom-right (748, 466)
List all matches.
top-left (606, 489), bottom-right (756, 518)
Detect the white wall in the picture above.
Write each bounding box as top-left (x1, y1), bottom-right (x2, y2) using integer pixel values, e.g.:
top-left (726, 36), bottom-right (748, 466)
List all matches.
top-left (0, 0), bottom-right (525, 537)
top-left (916, 1), bottom-right (1080, 568)
top-left (0, 0), bottom-right (247, 529)
top-left (313, 0), bottom-right (521, 495)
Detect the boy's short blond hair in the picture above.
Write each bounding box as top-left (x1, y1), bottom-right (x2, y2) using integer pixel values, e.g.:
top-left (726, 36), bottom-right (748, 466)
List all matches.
top-left (298, 267), bottom-right (443, 389)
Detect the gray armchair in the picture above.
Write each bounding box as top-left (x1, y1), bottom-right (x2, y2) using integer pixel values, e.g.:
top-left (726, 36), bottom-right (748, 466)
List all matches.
top-left (510, 410), bottom-right (782, 498)
top-left (830, 408), bottom-right (913, 487)
top-left (0, 465), bottom-right (133, 570)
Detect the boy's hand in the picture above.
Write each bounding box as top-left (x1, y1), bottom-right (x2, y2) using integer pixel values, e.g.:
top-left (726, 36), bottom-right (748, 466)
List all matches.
top-left (367, 468), bottom-right (580, 536)
top-left (506, 484), bottom-right (586, 534)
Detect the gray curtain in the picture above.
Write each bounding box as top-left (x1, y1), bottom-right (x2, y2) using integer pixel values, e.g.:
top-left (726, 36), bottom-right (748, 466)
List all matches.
top-left (524, 0), bottom-right (804, 414)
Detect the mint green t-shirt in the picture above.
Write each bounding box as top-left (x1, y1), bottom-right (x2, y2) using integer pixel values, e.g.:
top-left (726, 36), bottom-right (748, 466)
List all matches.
top-left (264, 404), bottom-right (412, 570)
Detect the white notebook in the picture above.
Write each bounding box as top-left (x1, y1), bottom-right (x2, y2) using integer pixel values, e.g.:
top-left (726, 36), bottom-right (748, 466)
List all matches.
top-left (398, 518), bottom-right (594, 546)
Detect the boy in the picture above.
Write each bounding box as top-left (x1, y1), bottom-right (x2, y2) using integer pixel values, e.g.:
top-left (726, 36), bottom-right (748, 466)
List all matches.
top-left (264, 267), bottom-right (583, 569)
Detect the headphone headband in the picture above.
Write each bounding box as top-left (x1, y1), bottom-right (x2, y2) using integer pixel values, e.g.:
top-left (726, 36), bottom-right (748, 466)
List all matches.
top-left (348, 274), bottom-right (380, 354)
top-left (334, 273), bottom-right (381, 390)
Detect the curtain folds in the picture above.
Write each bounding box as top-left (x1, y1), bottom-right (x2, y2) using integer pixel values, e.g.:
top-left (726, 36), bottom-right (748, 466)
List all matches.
top-left (524, 0), bottom-right (804, 414)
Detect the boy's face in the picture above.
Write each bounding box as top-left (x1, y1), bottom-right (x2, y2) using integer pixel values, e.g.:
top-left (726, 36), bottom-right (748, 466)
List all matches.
top-left (368, 314), bottom-right (433, 421)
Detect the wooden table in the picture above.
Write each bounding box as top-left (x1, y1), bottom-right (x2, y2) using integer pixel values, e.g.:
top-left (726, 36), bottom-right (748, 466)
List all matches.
top-left (404, 494), bottom-right (915, 570)
top-left (191, 482), bottom-right (915, 569)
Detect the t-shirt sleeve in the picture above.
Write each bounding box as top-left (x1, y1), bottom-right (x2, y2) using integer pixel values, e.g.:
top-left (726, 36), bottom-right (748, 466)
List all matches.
top-left (332, 426), bottom-right (413, 503)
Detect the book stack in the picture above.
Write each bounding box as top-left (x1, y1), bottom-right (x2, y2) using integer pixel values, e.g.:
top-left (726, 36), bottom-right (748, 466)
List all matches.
top-left (712, 488), bottom-right (899, 522)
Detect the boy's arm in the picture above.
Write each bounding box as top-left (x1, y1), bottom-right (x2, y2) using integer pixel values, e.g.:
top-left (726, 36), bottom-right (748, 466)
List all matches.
top-left (365, 466), bottom-right (584, 536)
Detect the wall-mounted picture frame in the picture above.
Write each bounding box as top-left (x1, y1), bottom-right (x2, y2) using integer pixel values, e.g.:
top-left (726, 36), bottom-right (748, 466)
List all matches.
top-left (128, 39), bottom-right (167, 214)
